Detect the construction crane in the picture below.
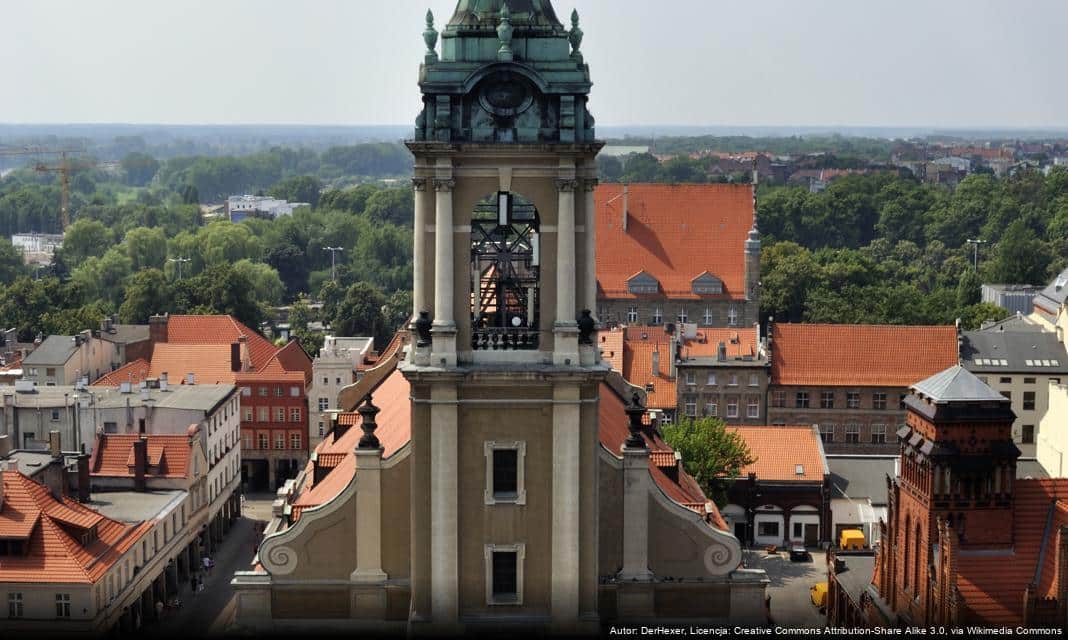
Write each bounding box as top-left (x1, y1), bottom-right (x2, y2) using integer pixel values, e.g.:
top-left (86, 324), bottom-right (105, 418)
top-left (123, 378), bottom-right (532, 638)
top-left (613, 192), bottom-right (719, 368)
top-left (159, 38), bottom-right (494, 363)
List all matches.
top-left (0, 146), bottom-right (88, 231)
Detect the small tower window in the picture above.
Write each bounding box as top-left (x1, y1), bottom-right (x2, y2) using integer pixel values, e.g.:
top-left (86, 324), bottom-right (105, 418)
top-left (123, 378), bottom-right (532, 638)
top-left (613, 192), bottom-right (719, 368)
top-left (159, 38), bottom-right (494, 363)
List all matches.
top-left (484, 441), bottom-right (526, 505)
top-left (485, 543), bottom-right (526, 606)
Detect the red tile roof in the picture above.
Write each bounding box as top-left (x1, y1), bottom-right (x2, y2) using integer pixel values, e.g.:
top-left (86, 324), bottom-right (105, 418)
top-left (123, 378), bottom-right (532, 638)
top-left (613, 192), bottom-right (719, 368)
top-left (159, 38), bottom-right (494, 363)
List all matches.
top-left (770, 323), bottom-right (959, 387)
top-left (0, 471), bottom-right (152, 583)
top-left (165, 315), bottom-right (277, 368)
top-left (678, 327), bottom-right (758, 360)
top-left (94, 358), bottom-right (151, 387)
top-left (728, 425), bottom-right (826, 482)
top-left (621, 330), bottom-right (677, 411)
top-left (595, 183), bottom-right (754, 301)
top-left (599, 328), bottom-right (625, 372)
top-left (956, 479), bottom-right (1068, 625)
top-left (89, 434), bottom-right (193, 479)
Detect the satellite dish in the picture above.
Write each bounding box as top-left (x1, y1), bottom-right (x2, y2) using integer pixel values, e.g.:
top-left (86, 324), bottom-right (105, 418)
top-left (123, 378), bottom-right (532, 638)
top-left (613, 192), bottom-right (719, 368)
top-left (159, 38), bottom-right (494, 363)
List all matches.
top-left (511, 316), bottom-right (522, 327)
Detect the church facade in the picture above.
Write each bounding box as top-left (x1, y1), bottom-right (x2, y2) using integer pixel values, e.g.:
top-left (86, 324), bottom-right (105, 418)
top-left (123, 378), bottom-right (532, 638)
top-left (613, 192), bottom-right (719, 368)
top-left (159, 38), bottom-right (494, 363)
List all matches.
top-left (231, 1), bottom-right (768, 633)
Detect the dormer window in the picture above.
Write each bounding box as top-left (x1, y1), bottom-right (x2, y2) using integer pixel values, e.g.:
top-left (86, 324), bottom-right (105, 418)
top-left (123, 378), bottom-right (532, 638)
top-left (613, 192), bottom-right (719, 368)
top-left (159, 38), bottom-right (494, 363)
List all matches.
top-left (627, 271), bottom-right (660, 295)
top-left (692, 272), bottom-right (724, 296)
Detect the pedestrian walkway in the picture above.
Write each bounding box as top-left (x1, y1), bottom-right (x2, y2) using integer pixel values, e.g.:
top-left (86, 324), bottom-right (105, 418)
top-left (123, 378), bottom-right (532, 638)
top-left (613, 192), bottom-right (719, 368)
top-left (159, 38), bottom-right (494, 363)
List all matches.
top-left (141, 515), bottom-right (261, 637)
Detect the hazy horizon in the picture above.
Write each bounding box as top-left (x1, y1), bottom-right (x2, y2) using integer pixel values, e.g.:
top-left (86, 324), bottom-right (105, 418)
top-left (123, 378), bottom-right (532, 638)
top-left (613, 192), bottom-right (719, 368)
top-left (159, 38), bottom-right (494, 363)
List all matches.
top-left (2, 1), bottom-right (1067, 129)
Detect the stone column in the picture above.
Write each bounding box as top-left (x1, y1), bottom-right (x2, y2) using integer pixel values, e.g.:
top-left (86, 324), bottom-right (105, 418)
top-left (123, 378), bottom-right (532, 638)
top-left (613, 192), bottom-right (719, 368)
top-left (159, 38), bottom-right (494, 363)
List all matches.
top-left (620, 446), bottom-right (653, 582)
top-left (583, 179), bottom-right (598, 316)
top-left (554, 178), bottom-right (579, 365)
top-left (432, 178), bottom-right (457, 365)
top-left (551, 385), bottom-right (581, 625)
top-left (412, 177), bottom-right (430, 319)
top-left (430, 383), bottom-right (458, 623)
top-left (351, 448), bottom-right (387, 584)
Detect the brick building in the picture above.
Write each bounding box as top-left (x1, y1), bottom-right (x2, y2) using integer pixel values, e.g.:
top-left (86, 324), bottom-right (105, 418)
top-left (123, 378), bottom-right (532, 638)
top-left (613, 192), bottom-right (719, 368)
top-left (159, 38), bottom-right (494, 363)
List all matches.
top-left (840, 365), bottom-right (1068, 627)
top-left (675, 326), bottom-right (768, 425)
top-left (93, 315), bottom-right (312, 491)
top-left (767, 323), bottom-right (959, 454)
top-left (594, 183), bottom-right (760, 329)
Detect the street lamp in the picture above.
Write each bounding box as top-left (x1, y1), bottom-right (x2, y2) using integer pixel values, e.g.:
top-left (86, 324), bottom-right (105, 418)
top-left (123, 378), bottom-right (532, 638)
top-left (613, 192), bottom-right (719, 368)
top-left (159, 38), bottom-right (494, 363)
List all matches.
top-left (965, 239), bottom-right (987, 272)
top-left (322, 247), bottom-right (344, 282)
top-left (168, 257), bottom-right (192, 280)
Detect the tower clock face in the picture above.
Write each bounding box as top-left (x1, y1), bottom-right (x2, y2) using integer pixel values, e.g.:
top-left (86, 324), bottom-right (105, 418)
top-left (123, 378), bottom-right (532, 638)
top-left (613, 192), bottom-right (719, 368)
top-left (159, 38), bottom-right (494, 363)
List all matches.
top-left (479, 73), bottom-right (534, 116)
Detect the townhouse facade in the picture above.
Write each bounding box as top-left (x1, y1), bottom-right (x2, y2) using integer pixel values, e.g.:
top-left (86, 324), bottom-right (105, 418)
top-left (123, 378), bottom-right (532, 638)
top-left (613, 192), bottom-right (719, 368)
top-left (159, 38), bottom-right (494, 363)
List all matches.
top-left (22, 332), bottom-right (117, 387)
top-left (306, 336), bottom-right (373, 450)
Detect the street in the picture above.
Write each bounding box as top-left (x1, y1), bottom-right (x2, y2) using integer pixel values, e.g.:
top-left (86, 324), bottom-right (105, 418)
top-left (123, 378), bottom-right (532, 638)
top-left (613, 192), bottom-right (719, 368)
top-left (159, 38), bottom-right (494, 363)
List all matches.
top-left (144, 494), bottom-right (275, 637)
top-left (745, 548), bottom-right (827, 628)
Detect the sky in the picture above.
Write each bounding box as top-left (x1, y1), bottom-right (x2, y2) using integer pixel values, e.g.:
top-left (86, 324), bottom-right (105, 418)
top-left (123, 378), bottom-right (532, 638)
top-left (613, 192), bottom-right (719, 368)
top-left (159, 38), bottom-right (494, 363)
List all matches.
top-left (1, 0), bottom-right (1066, 128)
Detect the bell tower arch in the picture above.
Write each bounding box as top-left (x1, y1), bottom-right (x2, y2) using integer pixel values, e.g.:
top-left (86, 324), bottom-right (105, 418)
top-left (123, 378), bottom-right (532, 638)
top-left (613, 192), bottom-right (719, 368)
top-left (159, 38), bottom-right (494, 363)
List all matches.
top-left (403, 1), bottom-right (606, 632)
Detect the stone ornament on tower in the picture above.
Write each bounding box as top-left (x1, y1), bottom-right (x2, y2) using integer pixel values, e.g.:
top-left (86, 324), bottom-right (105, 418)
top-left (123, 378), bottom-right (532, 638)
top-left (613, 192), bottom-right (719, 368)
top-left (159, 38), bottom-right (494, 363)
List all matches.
top-left (357, 394), bottom-right (382, 450)
top-left (412, 177), bottom-right (429, 192)
top-left (577, 309), bottom-right (596, 345)
top-left (414, 311), bottom-right (432, 348)
top-left (497, 4), bottom-right (514, 62)
top-left (568, 9), bottom-right (583, 62)
top-left (433, 178), bottom-right (456, 193)
top-left (423, 10), bottom-right (439, 62)
top-left (556, 178), bottom-right (578, 192)
top-left (625, 394), bottom-right (647, 449)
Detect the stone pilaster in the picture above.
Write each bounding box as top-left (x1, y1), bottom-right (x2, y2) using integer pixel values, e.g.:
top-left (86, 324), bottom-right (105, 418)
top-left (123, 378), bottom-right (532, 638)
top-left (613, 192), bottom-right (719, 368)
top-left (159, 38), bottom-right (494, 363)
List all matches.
top-left (430, 383), bottom-right (458, 623)
top-left (583, 178), bottom-right (598, 317)
top-left (620, 446), bottom-right (653, 582)
top-left (554, 177), bottom-right (579, 366)
top-left (412, 177), bottom-right (430, 320)
top-left (551, 384), bottom-right (581, 626)
top-left (350, 448), bottom-right (387, 584)
top-left (432, 176), bottom-right (457, 366)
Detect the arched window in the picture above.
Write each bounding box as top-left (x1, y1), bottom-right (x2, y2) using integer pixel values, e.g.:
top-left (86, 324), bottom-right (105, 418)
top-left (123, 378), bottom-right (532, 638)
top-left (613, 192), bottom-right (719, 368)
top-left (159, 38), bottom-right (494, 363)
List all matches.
top-left (903, 515), bottom-right (911, 591)
top-left (913, 523), bottom-right (923, 598)
top-left (471, 191), bottom-right (540, 350)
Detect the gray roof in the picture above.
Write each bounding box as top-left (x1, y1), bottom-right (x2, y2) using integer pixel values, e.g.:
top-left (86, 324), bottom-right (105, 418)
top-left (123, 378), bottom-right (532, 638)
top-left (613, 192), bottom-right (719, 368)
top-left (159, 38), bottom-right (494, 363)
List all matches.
top-left (0, 450), bottom-right (65, 478)
top-left (979, 313), bottom-right (1045, 333)
top-left (961, 330), bottom-right (1068, 373)
top-left (22, 335), bottom-right (79, 366)
top-left (0, 383), bottom-right (236, 412)
top-left (911, 365), bottom-right (1006, 403)
top-left (834, 554), bottom-right (876, 604)
top-left (1017, 458), bottom-right (1050, 479)
top-left (89, 490), bottom-right (185, 523)
top-left (1033, 267), bottom-right (1068, 315)
top-left (97, 325), bottom-right (150, 345)
top-left (828, 456), bottom-right (897, 505)
top-left (0, 385), bottom-right (79, 408)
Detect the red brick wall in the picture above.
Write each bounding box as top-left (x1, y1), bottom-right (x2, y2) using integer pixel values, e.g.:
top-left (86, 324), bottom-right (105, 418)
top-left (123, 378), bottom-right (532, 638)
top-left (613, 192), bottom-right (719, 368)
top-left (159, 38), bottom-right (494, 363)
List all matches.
top-left (238, 379), bottom-right (308, 455)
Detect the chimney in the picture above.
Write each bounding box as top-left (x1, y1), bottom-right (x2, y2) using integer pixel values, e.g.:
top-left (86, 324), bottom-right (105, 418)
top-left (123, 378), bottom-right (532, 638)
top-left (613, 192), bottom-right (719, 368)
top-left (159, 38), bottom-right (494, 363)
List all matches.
top-left (76, 452), bottom-right (90, 502)
top-left (49, 430), bottom-right (61, 458)
top-left (133, 437), bottom-right (148, 492)
top-left (651, 350), bottom-right (660, 378)
top-left (622, 184), bottom-right (629, 232)
top-left (186, 372), bottom-right (195, 385)
top-left (149, 313), bottom-right (169, 346)
top-left (230, 341), bottom-right (241, 372)
top-left (0, 434), bottom-right (11, 457)
top-left (718, 341), bottom-right (727, 362)
top-left (160, 372), bottom-right (169, 392)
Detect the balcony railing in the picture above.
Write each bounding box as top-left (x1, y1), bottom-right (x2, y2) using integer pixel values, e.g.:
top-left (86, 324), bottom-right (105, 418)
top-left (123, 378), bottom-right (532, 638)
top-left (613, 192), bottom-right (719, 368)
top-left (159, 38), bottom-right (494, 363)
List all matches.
top-left (471, 327), bottom-right (540, 351)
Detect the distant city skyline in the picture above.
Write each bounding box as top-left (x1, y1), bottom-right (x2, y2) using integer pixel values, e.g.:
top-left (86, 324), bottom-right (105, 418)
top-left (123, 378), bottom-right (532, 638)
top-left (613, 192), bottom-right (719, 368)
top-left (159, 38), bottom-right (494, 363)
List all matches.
top-left (2, 0), bottom-right (1066, 128)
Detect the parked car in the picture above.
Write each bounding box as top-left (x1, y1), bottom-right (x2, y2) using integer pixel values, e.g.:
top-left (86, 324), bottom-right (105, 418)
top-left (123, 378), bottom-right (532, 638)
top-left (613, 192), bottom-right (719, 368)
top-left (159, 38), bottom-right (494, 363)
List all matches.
top-left (789, 543), bottom-right (809, 561)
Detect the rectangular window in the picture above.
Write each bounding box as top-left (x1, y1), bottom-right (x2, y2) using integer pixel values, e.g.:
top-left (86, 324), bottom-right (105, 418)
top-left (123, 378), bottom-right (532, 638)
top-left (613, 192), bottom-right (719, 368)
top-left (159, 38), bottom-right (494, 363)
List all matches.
top-left (290, 433), bottom-right (301, 449)
top-left (796, 392), bottom-right (809, 409)
top-left (627, 307), bottom-right (638, 323)
top-left (485, 442), bottom-right (526, 505)
top-left (747, 396), bottom-right (759, 418)
top-left (241, 386), bottom-right (251, 397)
top-left (1000, 377), bottom-right (1012, 384)
top-left (55, 593), bottom-right (71, 618)
top-left (652, 308), bottom-right (663, 325)
top-left (8, 592), bottom-right (23, 618)
top-left (46, 367), bottom-right (56, 377)
top-left (290, 408), bottom-right (302, 422)
top-left (1024, 377), bottom-right (1036, 384)
top-left (258, 386), bottom-right (268, 397)
top-left (703, 308), bottom-right (714, 325)
top-left (758, 521), bottom-right (779, 537)
top-left (873, 392), bottom-right (887, 410)
top-left (274, 386), bottom-right (284, 397)
top-left (728, 374), bottom-right (738, 387)
top-left (103, 421), bottom-right (118, 434)
top-left (275, 407), bottom-right (286, 422)
top-left (242, 433), bottom-right (252, 449)
top-left (677, 309), bottom-right (688, 324)
top-left (243, 408), bottom-right (253, 422)
top-left (846, 392), bottom-right (860, 409)
top-left (727, 398), bottom-right (739, 418)
top-left (707, 373), bottom-right (717, 386)
top-left (845, 423), bottom-right (860, 443)
top-left (1023, 391), bottom-right (1036, 411)
top-left (748, 373), bottom-right (759, 387)
top-left (820, 392), bottom-right (834, 409)
top-left (727, 306), bottom-right (738, 326)
top-left (685, 372), bottom-right (695, 386)
top-left (257, 407), bottom-right (269, 422)
top-left (258, 434), bottom-right (269, 449)
top-left (318, 422), bottom-right (325, 437)
top-left (772, 390), bottom-right (785, 408)
top-left (704, 402), bottom-right (718, 417)
top-left (290, 386), bottom-right (300, 397)
top-left (871, 424), bottom-right (887, 444)
top-left (318, 397), bottom-right (329, 411)
top-left (820, 424), bottom-right (835, 443)
top-left (1022, 425), bottom-right (1035, 444)
top-left (51, 409), bottom-right (60, 421)
top-left (275, 433), bottom-right (285, 449)
top-left (490, 550), bottom-right (520, 604)
top-left (685, 400), bottom-right (697, 417)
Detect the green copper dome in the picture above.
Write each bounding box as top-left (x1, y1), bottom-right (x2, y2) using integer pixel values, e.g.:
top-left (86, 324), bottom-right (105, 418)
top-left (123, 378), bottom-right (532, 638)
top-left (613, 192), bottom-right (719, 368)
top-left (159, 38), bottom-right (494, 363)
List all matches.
top-left (447, 0), bottom-right (563, 31)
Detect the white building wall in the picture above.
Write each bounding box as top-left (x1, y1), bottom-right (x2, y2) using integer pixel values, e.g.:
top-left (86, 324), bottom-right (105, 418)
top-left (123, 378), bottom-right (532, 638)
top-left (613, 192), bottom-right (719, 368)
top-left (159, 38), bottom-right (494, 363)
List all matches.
top-left (1038, 381), bottom-right (1068, 477)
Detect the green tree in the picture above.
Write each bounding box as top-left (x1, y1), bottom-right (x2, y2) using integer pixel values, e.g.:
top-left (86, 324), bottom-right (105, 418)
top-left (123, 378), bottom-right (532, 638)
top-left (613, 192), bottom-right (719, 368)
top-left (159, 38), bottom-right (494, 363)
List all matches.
top-left (61, 219), bottom-right (113, 267)
top-left (363, 188), bottom-right (414, 226)
top-left (41, 301), bottom-right (113, 337)
top-left (0, 238), bottom-right (27, 285)
top-left (124, 226), bottom-right (168, 271)
top-left (120, 152), bottom-right (160, 186)
top-left (268, 175), bottom-right (322, 208)
top-left (986, 218), bottom-right (1048, 284)
top-left (0, 277), bottom-right (64, 341)
top-left (759, 242), bottom-right (823, 322)
top-left (70, 247), bottom-right (133, 306)
top-left (662, 416), bottom-right (756, 506)
top-left (331, 281), bottom-right (386, 343)
top-left (382, 290), bottom-right (413, 334)
top-left (119, 269), bottom-right (172, 323)
top-left (955, 269), bottom-right (982, 308)
top-left (232, 259), bottom-right (285, 306)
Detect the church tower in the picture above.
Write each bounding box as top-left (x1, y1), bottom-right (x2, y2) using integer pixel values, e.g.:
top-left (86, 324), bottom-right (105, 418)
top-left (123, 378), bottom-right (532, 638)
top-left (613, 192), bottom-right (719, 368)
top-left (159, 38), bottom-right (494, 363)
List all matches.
top-left (403, 0), bottom-right (606, 630)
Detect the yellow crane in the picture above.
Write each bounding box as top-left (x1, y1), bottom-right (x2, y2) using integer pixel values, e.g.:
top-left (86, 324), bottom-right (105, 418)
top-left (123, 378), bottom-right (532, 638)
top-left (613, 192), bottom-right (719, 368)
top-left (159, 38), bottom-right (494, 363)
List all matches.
top-left (0, 146), bottom-right (89, 230)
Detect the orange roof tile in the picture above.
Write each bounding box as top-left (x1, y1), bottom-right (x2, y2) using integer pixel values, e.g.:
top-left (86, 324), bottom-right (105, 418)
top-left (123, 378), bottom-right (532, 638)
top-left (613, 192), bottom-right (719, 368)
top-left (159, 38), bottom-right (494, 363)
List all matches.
top-left (956, 479), bottom-right (1068, 625)
top-left (595, 183), bottom-right (754, 301)
top-left (0, 471), bottom-right (152, 583)
top-left (148, 344), bottom-right (237, 384)
top-left (88, 434), bottom-right (193, 479)
top-left (770, 323), bottom-right (959, 387)
top-left (728, 425), bottom-right (826, 482)
top-left (621, 330), bottom-right (677, 411)
top-left (93, 358), bottom-right (151, 387)
top-left (679, 327), bottom-right (758, 360)
top-left (165, 315), bottom-right (277, 369)
top-left (598, 328), bottom-right (625, 372)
